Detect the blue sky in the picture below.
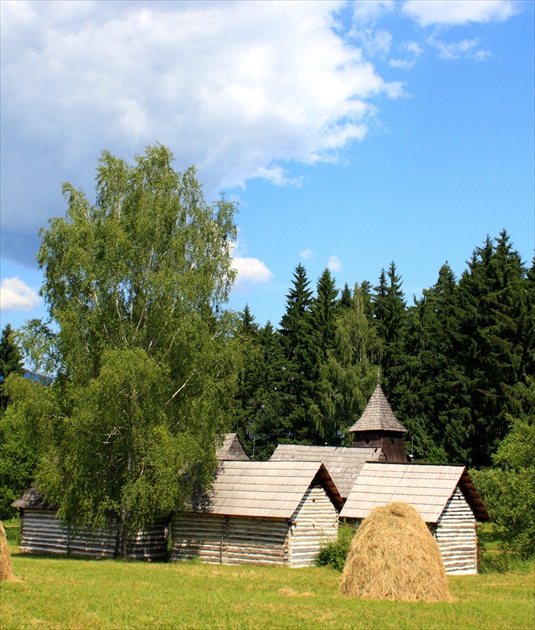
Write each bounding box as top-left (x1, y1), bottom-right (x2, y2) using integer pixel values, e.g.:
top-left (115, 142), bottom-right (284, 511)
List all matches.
top-left (1, 0), bottom-right (533, 330)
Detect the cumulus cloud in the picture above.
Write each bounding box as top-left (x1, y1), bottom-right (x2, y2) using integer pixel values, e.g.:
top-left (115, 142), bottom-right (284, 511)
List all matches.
top-left (230, 239), bottom-right (273, 288)
top-left (0, 277), bottom-right (41, 312)
top-left (1, 0), bottom-right (402, 262)
top-left (402, 0), bottom-right (517, 27)
top-left (300, 249), bottom-right (314, 261)
top-left (327, 256), bottom-right (342, 273)
top-left (232, 257), bottom-right (274, 285)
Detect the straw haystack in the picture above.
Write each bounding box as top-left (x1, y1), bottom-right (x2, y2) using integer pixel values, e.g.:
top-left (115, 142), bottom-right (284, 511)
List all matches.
top-left (340, 502), bottom-right (451, 602)
top-left (0, 522), bottom-right (14, 582)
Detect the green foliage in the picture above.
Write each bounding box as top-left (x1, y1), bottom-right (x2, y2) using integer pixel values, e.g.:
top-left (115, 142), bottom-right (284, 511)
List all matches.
top-left (0, 374), bottom-right (60, 519)
top-left (278, 264), bottom-right (316, 443)
top-left (453, 232), bottom-right (529, 466)
top-left (313, 285), bottom-right (381, 445)
top-left (9, 145), bottom-right (239, 549)
top-left (315, 522), bottom-right (354, 571)
top-left (471, 380), bottom-right (535, 559)
top-left (0, 324), bottom-right (25, 409)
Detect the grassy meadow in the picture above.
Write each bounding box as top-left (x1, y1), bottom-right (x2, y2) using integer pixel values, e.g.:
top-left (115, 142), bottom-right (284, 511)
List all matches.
top-left (2, 536), bottom-right (534, 630)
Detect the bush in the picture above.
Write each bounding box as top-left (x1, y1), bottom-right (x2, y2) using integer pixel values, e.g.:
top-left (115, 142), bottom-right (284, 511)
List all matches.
top-left (470, 414), bottom-right (535, 559)
top-left (315, 522), bottom-right (354, 571)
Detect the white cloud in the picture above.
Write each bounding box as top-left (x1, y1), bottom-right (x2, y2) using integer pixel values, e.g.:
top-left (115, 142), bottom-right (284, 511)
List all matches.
top-left (255, 165), bottom-right (304, 188)
top-left (429, 37), bottom-right (490, 61)
top-left (402, 0), bottom-right (517, 27)
top-left (232, 257), bottom-right (274, 285)
top-left (230, 239), bottom-right (273, 287)
top-left (0, 277), bottom-right (40, 312)
top-left (390, 40), bottom-right (423, 69)
top-left (352, 1), bottom-right (395, 24)
top-left (1, 0), bottom-right (402, 261)
top-left (327, 256), bottom-right (342, 273)
top-left (300, 249), bottom-right (314, 261)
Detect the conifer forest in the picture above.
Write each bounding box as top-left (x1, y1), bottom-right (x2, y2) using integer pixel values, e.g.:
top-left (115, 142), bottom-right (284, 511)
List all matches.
top-left (230, 232), bottom-right (534, 469)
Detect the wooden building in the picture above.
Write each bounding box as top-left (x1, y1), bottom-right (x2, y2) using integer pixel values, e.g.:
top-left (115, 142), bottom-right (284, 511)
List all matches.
top-left (270, 445), bottom-right (381, 501)
top-left (340, 462), bottom-right (489, 574)
top-left (12, 486), bottom-right (168, 560)
top-left (171, 460), bottom-right (343, 567)
top-left (347, 382), bottom-right (408, 462)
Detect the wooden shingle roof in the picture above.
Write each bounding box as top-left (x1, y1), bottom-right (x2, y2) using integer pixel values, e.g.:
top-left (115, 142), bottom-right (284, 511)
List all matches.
top-left (11, 486), bottom-right (56, 511)
top-left (216, 433), bottom-right (249, 461)
top-left (340, 462), bottom-right (489, 523)
top-left (270, 444), bottom-right (382, 499)
top-left (191, 460), bottom-right (343, 519)
top-left (348, 383), bottom-right (407, 434)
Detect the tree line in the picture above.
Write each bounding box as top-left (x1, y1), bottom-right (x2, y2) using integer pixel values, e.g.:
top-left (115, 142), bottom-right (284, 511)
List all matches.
top-left (0, 145), bottom-right (532, 556)
top-left (230, 235), bottom-right (534, 469)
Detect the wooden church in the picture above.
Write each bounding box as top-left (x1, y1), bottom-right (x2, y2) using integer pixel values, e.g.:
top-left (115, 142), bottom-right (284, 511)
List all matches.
top-left (270, 382), bottom-right (489, 574)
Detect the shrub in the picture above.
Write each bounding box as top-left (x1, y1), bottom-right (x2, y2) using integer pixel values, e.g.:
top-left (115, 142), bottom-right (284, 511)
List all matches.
top-left (315, 522), bottom-right (354, 571)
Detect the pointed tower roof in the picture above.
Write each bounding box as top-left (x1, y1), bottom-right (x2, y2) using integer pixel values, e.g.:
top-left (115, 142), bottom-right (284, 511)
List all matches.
top-left (348, 383), bottom-right (407, 434)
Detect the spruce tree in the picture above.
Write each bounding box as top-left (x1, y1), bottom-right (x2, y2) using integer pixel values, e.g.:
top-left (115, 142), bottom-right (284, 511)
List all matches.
top-left (454, 231), bottom-right (528, 466)
top-left (402, 264), bottom-right (465, 462)
top-left (373, 262), bottom-right (407, 399)
top-left (309, 269), bottom-right (339, 369)
top-left (232, 305), bottom-right (262, 449)
top-left (339, 283), bottom-right (352, 311)
top-left (0, 325), bottom-right (30, 517)
top-left (278, 264), bottom-right (315, 443)
top-left (308, 269), bottom-right (340, 442)
top-left (247, 321), bottom-right (285, 459)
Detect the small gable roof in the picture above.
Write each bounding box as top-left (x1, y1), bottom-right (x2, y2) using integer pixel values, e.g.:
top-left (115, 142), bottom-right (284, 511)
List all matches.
top-left (270, 444), bottom-right (382, 499)
top-left (340, 462), bottom-right (489, 523)
top-left (11, 486), bottom-right (56, 511)
top-left (216, 433), bottom-right (249, 461)
top-left (191, 460), bottom-right (343, 519)
top-left (348, 383), bottom-right (407, 434)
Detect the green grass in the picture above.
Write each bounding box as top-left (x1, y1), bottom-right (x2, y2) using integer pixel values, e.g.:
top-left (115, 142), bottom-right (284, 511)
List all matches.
top-left (1, 550), bottom-right (534, 629)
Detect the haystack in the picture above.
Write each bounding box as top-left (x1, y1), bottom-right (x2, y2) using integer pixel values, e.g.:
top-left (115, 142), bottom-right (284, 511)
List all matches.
top-left (0, 522), bottom-right (14, 581)
top-left (340, 502), bottom-right (451, 602)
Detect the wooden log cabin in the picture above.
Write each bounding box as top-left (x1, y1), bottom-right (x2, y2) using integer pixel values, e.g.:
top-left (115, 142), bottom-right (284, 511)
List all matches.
top-left (171, 460), bottom-right (343, 567)
top-left (340, 462), bottom-right (490, 575)
top-left (11, 486), bottom-right (168, 560)
top-left (11, 433), bottom-right (249, 560)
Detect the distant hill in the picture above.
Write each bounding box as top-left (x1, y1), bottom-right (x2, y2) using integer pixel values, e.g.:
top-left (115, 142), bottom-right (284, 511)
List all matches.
top-left (23, 371), bottom-right (53, 385)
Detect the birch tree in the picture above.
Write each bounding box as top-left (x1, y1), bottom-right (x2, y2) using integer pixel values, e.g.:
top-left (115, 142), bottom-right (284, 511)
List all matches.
top-left (15, 145), bottom-right (239, 551)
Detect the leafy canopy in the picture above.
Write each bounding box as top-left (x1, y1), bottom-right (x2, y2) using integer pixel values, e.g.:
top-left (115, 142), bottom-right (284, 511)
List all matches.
top-left (14, 145), bottom-right (239, 544)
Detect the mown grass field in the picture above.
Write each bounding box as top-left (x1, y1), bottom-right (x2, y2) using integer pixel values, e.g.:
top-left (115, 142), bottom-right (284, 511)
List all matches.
top-left (2, 544), bottom-right (534, 630)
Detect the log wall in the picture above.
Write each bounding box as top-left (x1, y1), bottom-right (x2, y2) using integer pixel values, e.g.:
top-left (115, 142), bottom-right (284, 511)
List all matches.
top-left (171, 513), bottom-right (290, 566)
top-left (18, 510), bottom-right (168, 560)
top-left (288, 484), bottom-right (339, 568)
top-left (171, 484), bottom-right (338, 568)
top-left (433, 486), bottom-right (478, 575)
